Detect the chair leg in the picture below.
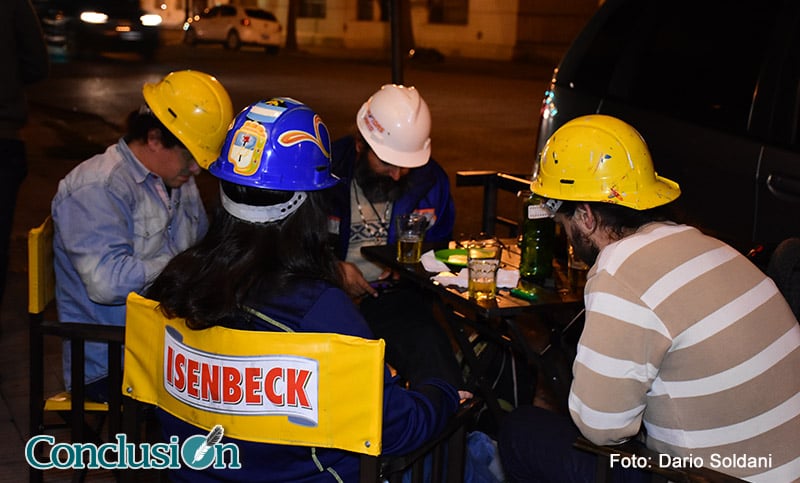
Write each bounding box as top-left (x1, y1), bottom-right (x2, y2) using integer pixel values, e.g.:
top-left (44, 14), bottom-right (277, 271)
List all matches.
top-left (29, 315), bottom-right (45, 483)
top-left (70, 338), bottom-right (86, 444)
top-left (359, 454), bottom-right (380, 483)
top-left (594, 453), bottom-right (613, 482)
top-left (447, 426), bottom-right (468, 483)
top-left (71, 468), bottom-right (88, 483)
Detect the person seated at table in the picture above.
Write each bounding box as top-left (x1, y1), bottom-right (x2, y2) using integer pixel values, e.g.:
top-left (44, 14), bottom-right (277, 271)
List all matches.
top-left (498, 115), bottom-right (800, 482)
top-left (145, 98), bottom-right (470, 482)
top-left (326, 84), bottom-right (463, 387)
top-left (51, 70), bottom-right (233, 402)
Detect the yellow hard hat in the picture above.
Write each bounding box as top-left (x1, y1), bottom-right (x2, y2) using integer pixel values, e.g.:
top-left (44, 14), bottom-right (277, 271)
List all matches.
top-left (531, 114), bottom-right (680, 210)
top-left (142, 70), bottom-right (234, 169)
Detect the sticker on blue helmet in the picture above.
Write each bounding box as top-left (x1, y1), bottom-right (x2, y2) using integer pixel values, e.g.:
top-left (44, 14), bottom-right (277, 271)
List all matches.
top-left (229, 121), bottom-right (267, 176)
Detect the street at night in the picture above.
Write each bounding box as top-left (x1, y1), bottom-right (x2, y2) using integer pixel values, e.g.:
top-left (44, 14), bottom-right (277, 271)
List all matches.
top-left (2, 33), bottom-right (552, 481)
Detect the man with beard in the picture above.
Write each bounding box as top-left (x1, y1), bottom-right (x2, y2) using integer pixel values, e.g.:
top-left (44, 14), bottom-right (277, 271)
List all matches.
top-left (498, 115), bottom-right (800, 482)
top-left (326, 84), bottom-right (463, 387)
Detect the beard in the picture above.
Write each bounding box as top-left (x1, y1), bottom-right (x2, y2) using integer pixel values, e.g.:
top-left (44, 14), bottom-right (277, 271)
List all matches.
top-left (569, 222), bottom-right (599, 266)
top-left (354, 150), bottom-right (408, 203)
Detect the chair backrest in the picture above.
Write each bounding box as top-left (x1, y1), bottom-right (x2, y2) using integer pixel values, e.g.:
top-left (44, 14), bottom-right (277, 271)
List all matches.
top-left (122, 292), bottom-right (385, 456)
top-left (455, 170), bottom-right (531, 237)
top-left (28, 216), bottom-right (126, 483)
top-left (28, 216), bottom-right (55, 314)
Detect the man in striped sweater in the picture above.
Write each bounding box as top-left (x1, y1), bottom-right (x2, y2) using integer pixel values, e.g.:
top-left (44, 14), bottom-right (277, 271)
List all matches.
top-left (498, 115), bottom-right (800, 482)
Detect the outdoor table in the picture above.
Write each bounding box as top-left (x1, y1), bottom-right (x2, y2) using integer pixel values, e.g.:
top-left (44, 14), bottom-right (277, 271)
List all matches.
top-left (361, 240), bottom-right (585, 423)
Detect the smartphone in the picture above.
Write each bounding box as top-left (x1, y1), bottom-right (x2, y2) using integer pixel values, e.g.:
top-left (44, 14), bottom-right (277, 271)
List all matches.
top-left (368, 279), bottom-right (402, 295)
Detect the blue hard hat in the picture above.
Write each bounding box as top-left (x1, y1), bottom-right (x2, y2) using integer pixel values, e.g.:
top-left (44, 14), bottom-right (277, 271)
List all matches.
top-left (209, 98), bottom-right (339, 191)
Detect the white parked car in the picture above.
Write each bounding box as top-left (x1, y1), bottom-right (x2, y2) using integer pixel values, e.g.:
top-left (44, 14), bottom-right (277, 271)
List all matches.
top-left (183, 5), bottom-right (282, 54)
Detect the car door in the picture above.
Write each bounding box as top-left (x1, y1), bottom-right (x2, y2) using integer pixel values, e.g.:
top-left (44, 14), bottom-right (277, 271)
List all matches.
top-left (752, 6), bottom-right (800, 250)
top-left (216, 5), bottom-right (237, 39)
top-left (196, 6), bottom-right (221, 40)
top-left (536, 0), bottom-right (784, 255)
top-left (599, 2), bottom-right (774, 254)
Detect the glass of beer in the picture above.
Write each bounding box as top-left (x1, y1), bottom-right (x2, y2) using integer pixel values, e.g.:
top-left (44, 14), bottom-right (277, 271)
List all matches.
top-left (466, 237), bottom-right (503, 301)
top-left (396, 213), bottom-right (428, 263)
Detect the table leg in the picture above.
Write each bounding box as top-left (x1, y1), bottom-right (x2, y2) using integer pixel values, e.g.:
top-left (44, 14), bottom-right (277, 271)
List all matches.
top-left (442, 307), bottom-right (512, 425)
top-left (503, 308), bottom-right (584, 412)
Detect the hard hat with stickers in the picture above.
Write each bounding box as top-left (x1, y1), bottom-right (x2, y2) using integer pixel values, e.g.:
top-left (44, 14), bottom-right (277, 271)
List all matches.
top-left (209, 98), bottom-right (339, 192)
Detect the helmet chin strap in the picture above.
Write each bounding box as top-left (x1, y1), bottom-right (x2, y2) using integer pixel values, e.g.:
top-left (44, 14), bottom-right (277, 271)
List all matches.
top-left (220, 187), bottom-right (307, 223)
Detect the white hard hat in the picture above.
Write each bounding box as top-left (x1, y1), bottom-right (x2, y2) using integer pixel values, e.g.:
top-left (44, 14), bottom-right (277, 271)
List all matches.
top-left (356, 84), bottom-right (432, 168)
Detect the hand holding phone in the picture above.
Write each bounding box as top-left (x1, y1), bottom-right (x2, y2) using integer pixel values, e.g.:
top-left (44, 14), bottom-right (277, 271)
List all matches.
top-left (368, 279), bottom-right (402, 295)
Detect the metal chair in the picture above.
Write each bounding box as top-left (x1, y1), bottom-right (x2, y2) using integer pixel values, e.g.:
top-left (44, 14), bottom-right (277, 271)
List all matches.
top-left (120, 292), bottom-right (479, 483)
top-left (455, 170), bottom-right (531, 237)
top-left (28, 216), bottom-right (125, 483)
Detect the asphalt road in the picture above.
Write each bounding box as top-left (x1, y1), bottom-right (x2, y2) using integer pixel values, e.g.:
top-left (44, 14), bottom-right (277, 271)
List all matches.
top-left (22, 36), bottom-right (553, 236)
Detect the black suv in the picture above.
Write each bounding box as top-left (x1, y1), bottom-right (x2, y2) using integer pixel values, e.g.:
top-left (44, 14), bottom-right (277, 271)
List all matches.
top-left (535, 0), bottom-right (800, 262)
top-left (37, 0), bottom-right (161, 60)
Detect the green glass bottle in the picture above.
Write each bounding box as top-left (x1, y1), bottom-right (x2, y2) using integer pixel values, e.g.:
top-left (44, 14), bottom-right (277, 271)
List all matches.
top-left (518, 193), bottom-right (555, 283)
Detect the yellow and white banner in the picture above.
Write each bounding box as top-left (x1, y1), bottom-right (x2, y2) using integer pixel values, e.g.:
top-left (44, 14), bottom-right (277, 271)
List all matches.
top-left (123, 292), bottom-right (385, 456)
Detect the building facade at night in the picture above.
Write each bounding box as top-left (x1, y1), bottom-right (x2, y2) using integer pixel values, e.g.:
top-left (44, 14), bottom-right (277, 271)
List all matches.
top-left (143, 0), bottom-right (598, 61)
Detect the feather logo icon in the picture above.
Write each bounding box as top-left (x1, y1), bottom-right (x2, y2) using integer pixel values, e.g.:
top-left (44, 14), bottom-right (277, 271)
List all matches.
top-left (192, 425), bottom-right (224, 464)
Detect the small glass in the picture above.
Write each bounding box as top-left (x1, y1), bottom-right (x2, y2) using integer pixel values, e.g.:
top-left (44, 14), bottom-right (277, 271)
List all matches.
top-left (396, 213), bottom-right (428, 263)
top-left (466, 237), bottom-right (503, 301)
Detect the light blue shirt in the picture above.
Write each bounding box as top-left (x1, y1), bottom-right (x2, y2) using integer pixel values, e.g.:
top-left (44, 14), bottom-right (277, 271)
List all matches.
top-left (52, 139), bottom-right (208, 389)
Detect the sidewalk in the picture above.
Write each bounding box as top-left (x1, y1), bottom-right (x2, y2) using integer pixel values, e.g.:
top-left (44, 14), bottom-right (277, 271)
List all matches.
top-left (0, 105), bottom-right (122, 482)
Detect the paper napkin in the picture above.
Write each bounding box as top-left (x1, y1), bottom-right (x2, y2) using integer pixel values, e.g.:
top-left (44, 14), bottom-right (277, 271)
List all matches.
top-left (431, 268), bottom-right (519, 289)
top-left (420, 250), bottom-right (451, 273)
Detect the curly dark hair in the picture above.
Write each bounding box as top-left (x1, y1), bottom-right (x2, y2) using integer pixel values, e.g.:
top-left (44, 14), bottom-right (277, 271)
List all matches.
top-left (555, 200), bottom-right (676, 238)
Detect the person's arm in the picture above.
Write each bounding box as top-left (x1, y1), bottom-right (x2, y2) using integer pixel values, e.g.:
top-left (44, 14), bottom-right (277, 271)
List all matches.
top-left (53, 182), bottom-right (171, 305)
top-left (425, 161), bottom-right (456, 242)
top-left (337, 260), bottom-right (379, 299)
top-left (16, 0), bottom-right (49, 85)
top-left (568, 272), bottom-right (672, 445)
top-left (395, 160), bottom-right (455, 244)
top-left (380, 374), bottom-right (461, 455)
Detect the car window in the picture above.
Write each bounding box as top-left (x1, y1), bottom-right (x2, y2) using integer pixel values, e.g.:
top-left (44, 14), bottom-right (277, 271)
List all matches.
top-left (789, 28), bottom-right (800, 149)
top-left (570, 0), bottom-right (778, 137)
top-left (245, 9), bottom-right (277, 21)
top-left (770, 15), bottom-right (800, 149)
top-left (561, 0), bottom-right (645, 99)
top-left (220, 5), bottom-right (236, 17)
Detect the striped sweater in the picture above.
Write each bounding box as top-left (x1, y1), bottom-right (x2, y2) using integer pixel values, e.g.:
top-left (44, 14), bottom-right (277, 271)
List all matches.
top-left (569, 222), bottom-right (800, 482)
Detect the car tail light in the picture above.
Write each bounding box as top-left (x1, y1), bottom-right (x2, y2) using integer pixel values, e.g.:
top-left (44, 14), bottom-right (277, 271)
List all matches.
top-left (241, 18), bottom-right (251, 27)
